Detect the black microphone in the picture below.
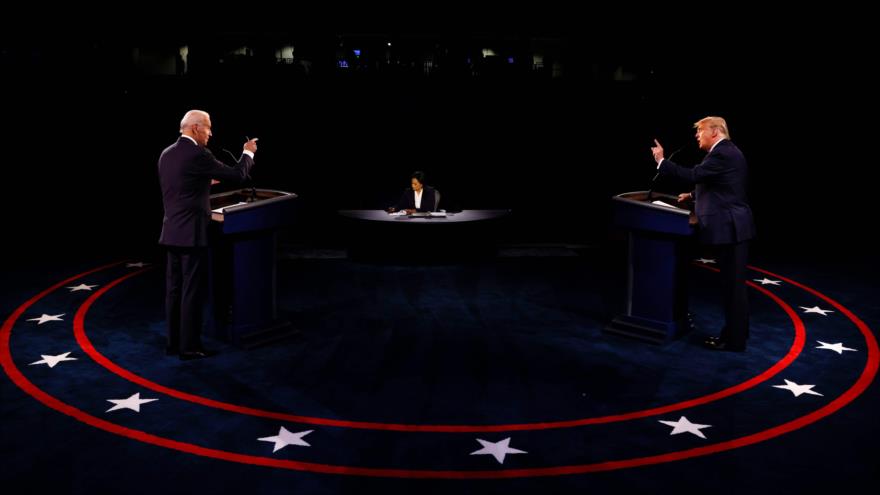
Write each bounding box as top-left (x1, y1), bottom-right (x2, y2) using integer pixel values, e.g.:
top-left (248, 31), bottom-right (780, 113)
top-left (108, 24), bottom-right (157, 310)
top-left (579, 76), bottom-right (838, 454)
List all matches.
top-left (666, 145), bottom-right (685, 163)
top-left (647, 145), bottom-right (685, 201)
top-left (221, 148), bottom-right (238, 163)
top-left (222, 148), bottom-right (258, 202)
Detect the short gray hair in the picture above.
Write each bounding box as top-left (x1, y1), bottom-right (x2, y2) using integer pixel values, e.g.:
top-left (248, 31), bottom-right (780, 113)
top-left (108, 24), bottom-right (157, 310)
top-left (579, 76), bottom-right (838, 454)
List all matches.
top-left (180, 110), bottom-right (210, 132)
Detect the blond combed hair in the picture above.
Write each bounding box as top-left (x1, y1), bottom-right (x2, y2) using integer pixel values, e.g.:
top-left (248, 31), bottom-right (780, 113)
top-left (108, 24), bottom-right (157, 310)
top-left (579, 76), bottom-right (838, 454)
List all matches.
top-left (694, 116), bottom-right (730, 139)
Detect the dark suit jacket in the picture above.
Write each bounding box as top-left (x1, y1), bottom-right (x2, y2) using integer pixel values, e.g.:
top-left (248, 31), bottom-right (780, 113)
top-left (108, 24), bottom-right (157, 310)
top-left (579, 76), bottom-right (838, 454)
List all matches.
top-left (158, 137), bottom-right (254, 247)
top-left (659, 139), bottom-right (756, 245)
top-left (395, 186), bottom-right (437, 212)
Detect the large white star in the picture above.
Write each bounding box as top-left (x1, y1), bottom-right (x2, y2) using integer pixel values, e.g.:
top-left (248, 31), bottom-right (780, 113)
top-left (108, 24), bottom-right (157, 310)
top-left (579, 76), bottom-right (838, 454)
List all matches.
top-left (695, 258), bottom-right (717, 264)
top-left (29, 352), bottom-right (78, 368)
top-left (66, 284), bottom-right (98, 292)
top-left (106, 393), bottom-right (158, 412)
top-left (26, 313), bottom-right (65, 325)
top-left (469, 437), bottom-right (527, 464)
top-left (800, 305), bottom-right (834, 316)
top-left (658, 416), bottom-right (712, 439)
top-left (816, 341), bottom-right (857, 355)
top-left (126, 262), bottom-right (150, 268)
top-left (753, 278), bottom-right (781, 286)
top-left (258, 427), bottom-right (313, 453)
top-left (773, 379), bottom-right (823, 397)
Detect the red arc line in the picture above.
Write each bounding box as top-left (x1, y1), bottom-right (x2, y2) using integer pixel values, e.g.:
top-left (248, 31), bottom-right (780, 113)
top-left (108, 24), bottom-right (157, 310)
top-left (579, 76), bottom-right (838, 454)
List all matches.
top-left (1, 262), bottom-right (875, 478)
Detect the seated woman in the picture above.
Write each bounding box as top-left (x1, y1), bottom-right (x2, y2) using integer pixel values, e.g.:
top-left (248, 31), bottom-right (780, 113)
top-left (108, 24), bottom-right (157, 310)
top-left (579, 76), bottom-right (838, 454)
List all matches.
top-left (387, 171), bottom-right (438, 214)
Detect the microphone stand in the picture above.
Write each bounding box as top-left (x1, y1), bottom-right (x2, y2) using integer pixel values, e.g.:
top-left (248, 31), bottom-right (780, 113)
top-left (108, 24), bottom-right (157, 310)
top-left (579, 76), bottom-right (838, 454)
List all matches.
top-left (222, 148), bottom-right (258, 203)
top-left (648, 145), bottom-right (685, 201)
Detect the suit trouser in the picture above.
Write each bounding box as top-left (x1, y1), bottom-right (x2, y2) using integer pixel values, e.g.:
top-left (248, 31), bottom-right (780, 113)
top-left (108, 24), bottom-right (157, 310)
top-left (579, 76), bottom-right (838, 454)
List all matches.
top-left (165, 246), bottom-right (208, 352)
top-left (717, 240), bottom-right (750, 347)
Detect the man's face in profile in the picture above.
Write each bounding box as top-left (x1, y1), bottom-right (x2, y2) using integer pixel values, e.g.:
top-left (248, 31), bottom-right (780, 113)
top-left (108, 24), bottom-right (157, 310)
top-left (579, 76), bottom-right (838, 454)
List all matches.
top-left (695, 125), bottom-right (716, 151)
top-left (193, 119), bottom-right (213, 147)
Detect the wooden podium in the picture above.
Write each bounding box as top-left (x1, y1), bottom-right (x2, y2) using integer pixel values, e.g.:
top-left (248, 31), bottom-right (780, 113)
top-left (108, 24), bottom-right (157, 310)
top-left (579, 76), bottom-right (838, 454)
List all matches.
top-left (207, 188), bottom-right (298, 347)
top-left (606, 191), bottom-right (695, 343)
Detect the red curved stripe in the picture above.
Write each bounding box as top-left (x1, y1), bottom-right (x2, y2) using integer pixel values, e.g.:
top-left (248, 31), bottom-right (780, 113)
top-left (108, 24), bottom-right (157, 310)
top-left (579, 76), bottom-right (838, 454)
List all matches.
top-left (72, 270), bottom-right (805, 432)
top-left (2, 262), bottom-right (874, 478)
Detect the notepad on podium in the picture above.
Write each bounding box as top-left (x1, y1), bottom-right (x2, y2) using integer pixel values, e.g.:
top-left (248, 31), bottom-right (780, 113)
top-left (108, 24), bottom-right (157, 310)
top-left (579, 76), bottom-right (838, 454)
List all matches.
top-left (212, 201), bottom-right (248, 214)
top-left (651, 200), bottom-right (686, 211)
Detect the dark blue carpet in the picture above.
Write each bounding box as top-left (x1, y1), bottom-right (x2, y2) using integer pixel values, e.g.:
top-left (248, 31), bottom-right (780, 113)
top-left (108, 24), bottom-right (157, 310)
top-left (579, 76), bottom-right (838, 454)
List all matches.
top-left (2, 249), bottom-right (878, 494)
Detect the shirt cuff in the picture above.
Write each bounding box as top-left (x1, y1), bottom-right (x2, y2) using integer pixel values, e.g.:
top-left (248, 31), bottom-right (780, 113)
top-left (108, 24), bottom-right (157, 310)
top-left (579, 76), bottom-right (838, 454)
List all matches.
top-left (242, 150), bottom-right (254, 159)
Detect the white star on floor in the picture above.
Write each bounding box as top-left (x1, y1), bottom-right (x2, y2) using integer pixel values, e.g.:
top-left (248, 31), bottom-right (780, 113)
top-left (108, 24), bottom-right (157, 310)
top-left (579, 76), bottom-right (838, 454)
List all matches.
top-left (26, 313), bottom-right (65, 325)
top-left (695, 258), bottom-right (717, 264)
top-left (258, 427), bottom-right (313, 453)
top-left (800, 305), bottom-right (835, 316)
top-left (773, 379), bottom-right (823, 397)
top-left (658, 416), bottom-right (712, 439)
top-left (816, 341), bottom-right (857, 354)
top-left (126, 262), bottom-right (150, 268)
top-left (29, 352), bottom-right (78, 368)
top-left (66, 284), bottom-right (98, 292)
top-left (106, 393), bottom-right (158, 412)
top-left (469, 437), bottom-right (527, 464)
top-left (753, 278), bottom-right (781, 285)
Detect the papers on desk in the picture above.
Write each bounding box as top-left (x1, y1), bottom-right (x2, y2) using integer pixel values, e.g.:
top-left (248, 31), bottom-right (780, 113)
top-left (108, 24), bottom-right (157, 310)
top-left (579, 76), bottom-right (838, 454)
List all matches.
top-left (211, 201), bottom-right (247, 214)
top-left (651, 200), bottom-right (685, 210)
top-left (388, 211), bottom-right (447, 217)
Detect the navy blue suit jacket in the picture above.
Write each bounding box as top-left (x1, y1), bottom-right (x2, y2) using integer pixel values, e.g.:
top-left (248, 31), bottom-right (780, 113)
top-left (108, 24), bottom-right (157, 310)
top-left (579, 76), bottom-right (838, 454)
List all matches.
top-left (158, 137), bottom-right (254, 247)
top-left (659, 139), bottom-right (756, 245)
top-left (395, 186), bottom-right (437, 212)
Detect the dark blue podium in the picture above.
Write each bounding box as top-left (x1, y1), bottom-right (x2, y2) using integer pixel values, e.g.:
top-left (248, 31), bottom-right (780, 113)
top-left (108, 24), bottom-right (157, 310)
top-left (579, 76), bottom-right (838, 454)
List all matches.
top-left (208, 188), bottom-right (298, 347)
top-left (606, 191), bottom-right (695, 343)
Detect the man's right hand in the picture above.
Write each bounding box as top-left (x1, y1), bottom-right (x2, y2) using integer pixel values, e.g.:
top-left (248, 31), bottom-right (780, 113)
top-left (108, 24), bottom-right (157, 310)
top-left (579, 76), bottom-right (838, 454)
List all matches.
top-left (651, 139), bottom-right (665, 164)
top-left (677, 192), bottom-right (693, 202)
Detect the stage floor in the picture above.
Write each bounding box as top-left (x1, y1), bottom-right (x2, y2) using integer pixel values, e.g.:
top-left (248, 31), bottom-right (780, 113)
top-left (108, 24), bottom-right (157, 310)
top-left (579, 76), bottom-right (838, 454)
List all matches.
top-left (2, 250), bottom-right (878, 494)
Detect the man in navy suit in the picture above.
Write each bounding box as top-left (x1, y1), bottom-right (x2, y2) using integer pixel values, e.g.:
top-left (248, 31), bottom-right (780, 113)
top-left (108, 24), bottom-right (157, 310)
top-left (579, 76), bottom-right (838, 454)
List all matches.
top-left (388, 170), bottom-right (438, 213)
top-left (651, 116), bottom-right (756, 352)
top-left (158, 110), bottom-right (258, 360)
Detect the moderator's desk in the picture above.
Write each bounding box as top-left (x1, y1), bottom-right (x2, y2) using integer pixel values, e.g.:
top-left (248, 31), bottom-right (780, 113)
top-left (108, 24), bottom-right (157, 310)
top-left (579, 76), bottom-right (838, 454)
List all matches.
top-left (338, 209), bottom-right (510, 223)
top-left (338, 209), bottom-right (511, 260)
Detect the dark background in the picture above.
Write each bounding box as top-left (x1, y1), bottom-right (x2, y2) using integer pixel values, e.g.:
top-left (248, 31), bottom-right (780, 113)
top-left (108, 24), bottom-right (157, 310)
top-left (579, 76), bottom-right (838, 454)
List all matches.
top-left (2, 14), bottom-right (879, 495)
top-left (2, 13), bottom-right (875, 262)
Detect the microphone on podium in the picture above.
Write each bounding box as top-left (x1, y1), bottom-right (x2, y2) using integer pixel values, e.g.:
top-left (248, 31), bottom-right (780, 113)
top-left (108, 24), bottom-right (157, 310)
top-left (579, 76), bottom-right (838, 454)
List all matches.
top-left (666, 145), bottom-right (685, 163)
top-left (221, 147), bottom-right (258, 202)
top-left (221, 148), bottom-right (238, 163)
top-left (647, 144), bottom-right (685, 201)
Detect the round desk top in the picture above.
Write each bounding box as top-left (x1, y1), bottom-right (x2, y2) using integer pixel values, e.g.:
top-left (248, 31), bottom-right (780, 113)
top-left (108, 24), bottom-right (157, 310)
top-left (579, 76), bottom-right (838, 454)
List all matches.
top-left (337, 209), bottom-right (511, 223)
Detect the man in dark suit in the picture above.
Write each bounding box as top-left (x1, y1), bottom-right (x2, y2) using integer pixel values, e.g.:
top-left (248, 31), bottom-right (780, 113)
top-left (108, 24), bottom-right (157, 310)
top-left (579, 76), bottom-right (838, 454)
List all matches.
top-left (158, 110), bottom-right (258, 360)
top-left (651, 116), bottom-right (756, 352)
top-left (388, 170), bottom-right (438, 213)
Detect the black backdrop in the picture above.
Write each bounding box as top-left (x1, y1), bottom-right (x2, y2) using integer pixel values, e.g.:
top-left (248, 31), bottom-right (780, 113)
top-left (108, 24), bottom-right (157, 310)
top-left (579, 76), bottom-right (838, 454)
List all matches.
top-left (3, 20), bottom-right (875, 261)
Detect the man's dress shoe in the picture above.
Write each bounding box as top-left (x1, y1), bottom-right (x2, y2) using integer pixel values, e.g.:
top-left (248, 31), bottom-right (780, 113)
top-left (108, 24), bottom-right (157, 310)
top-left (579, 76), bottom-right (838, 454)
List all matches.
top-left (179, 349), bottom-right (216, 361)
top-left (703, 339), bottom-right (745, 352)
